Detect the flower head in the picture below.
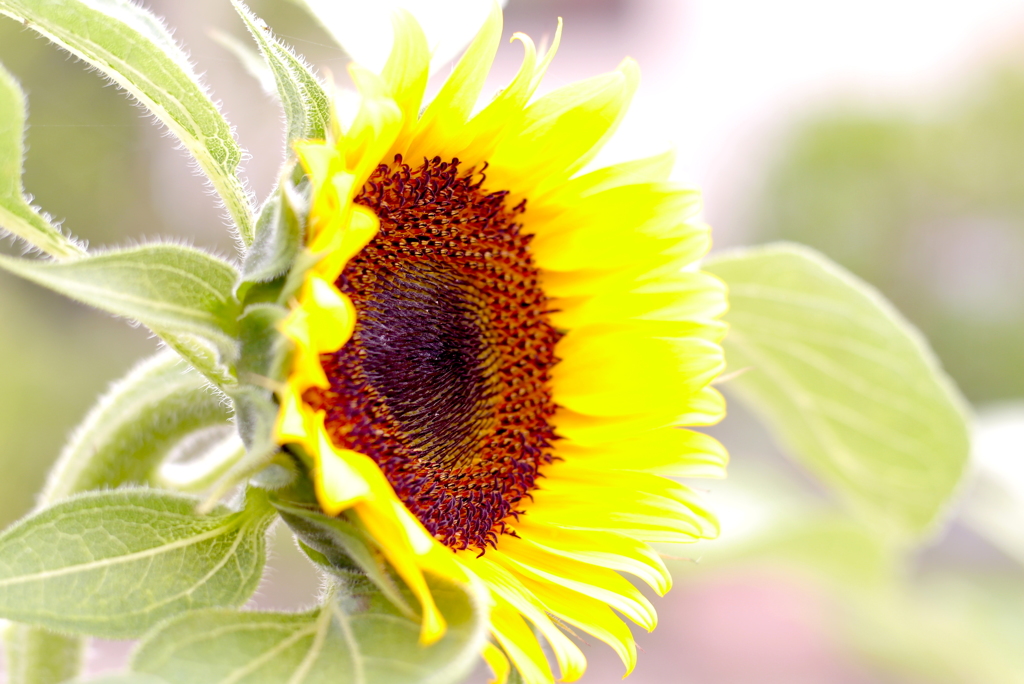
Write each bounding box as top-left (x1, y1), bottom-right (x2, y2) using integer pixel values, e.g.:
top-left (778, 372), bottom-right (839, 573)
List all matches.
top-left (274, 7), bottom-right (728, 682)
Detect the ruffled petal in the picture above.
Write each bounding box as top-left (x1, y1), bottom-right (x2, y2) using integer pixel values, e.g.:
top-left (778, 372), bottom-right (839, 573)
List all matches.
top-left (510, 519), bottom-right (672, 595)
top-left (474, 558), bottom-right (588, 682)
top-left (405, 3), bottom-right (502, 159)
top-left (381, 10), bottom-right (431, 147)
top-left (489, 597), bottom-right (554, 684)
top-left (517, 573), bottom-right (638, 676)
top-left (490, 539), bottom-right (658, 630)
top-left (487, 59), bottom-right (640, 197)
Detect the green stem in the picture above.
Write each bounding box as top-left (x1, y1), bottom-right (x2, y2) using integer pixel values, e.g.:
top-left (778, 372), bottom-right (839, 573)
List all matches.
top-left (3, 624), bottom-right (83, 684)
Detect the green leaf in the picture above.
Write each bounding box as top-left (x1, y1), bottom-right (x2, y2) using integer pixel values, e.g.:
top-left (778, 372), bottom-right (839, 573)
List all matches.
top-left (131, 575), bottom-right (488, 684)
top-left (274, 502), bottom-right (414, 618)
top-left (0, 61), bottom-right (84, 259)
top-left (0, 488), bottom-right (274, 638)
top-left (705, 243), bottom-right (970, 537)
top-left (231, 1), bottom-right (330, 145)
top-left (41, 351), bottom-right (232, 504)
top-left (0, 0), bottom-right (254, 243)
top-left (0, 245), bottom-right (242, 381)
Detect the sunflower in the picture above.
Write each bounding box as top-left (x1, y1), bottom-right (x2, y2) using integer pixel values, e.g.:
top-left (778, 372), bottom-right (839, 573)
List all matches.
top-left (274, 6), bottom-right (728, 683)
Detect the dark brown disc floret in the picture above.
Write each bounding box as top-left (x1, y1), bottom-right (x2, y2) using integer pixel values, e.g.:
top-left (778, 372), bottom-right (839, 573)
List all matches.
top-left (304, 155), bottom-right (561, 552)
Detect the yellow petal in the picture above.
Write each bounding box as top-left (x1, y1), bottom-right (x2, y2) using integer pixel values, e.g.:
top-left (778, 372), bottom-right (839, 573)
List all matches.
top-left (312, 203), bottom-right (380, 281)
top-left (491, 540), bottom-right (658, 630)
top-left (474, 559), bottom-right (587, 683)
top-left (453, 21), bottom-right (562, 167)
top-left (344, 65), bottom-right (404, 184)
top-left (564, 149), bottom-right (677, 199)
top-left (294, 139), bottom-right (337, 187)
top-left (550, 271), bottom-right (727, 330)
top-left (677, 385), bottom-right (728, 426)
top-left (539, 247), bottom-right (711, 299)
top-left (539, 465), bottom-right (719, 538)
top-left (553, 328), bottom-right (725, 417)
top-left (525, 485), bottom-right (709, 543)
top-left (517, 573), bottom-right (638, 677)
top-left (554, 428), bottom-right (729, 479)
top-left (274, 383), bottom-right (313, 444)
top-left (487, 59), bottom-right (640, 196)
top-left (510, 519), bottom-right (671, 595)
top-left (406, 3), bottom-right (502, 160)
top-left (552, 408), bottom-right (686, 446)
top-left (356, 498), bottom-right (448, 644)
top-left (530, 184), bottom-right (702, 269)
top-left (313, 419), bottom-right (372, 514)
top-left (381, 10), bottom-right (430, 147)
top-left (305, 275), bottom-right (357, 351)
top-left (278, 306), bottom-right (330, 389)
top-left (489, 597), bottom-right (554, 684)
top-left (481, 641), bottom-right (511, 684)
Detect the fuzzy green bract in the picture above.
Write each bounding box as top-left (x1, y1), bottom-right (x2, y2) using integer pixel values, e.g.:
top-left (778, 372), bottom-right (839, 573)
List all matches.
top-left (706, 243), bottom-right (971, 537)
top-left (232, 0), bottom-right (330, 146)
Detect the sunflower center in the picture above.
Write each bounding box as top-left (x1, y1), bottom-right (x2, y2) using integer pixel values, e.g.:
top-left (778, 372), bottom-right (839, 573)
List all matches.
top-left (357, 263), bottom-right (496, 467)
top-left (306, 155), bottom-right (561, 551)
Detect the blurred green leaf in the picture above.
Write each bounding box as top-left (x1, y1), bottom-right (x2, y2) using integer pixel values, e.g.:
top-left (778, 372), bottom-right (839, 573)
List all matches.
top-left (0, 0), bottom-right (254, 243)
top-left (232, 1), bottom-right (330, 145)
top-left (0, 245), bottom-right (242, 379)
top-left (707, 515), bottom-right (893, 588)
top-left (706, 243), bottom-right (970, 537)
top-left (752, 70), bottom-right (1024, 402)
top-left (42, 351), bottom-right (232, 504)
top-left (0, 488), bottom-right (274, 638)
top-left (131, 575), bottom-right (487, 684)
top-left (0, 61), bottom-right (83, 259)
